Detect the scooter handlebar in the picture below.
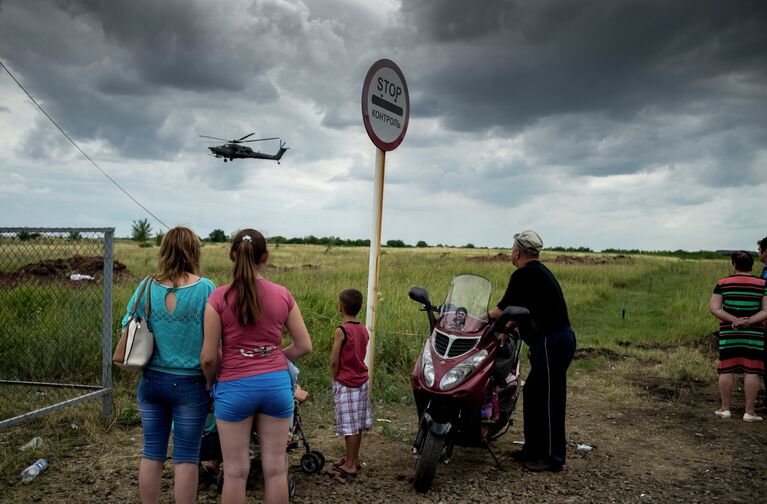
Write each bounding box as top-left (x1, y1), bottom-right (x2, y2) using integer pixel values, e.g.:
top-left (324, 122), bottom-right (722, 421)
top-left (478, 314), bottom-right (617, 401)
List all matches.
top-left (481, 306), bottom-right (529, 345)
top-left (493, 306), bottom-right (530, 330)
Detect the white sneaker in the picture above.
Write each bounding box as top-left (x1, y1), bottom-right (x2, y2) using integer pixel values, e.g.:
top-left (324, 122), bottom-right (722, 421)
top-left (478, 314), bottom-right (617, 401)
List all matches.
top-left (714, 409), bottom-right (731, 418)
top-left (743, 413), bottom-right (763, 422)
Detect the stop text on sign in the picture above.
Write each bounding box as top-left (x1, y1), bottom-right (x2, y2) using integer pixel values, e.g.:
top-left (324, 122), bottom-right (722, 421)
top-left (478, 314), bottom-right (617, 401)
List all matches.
top-left (362, 59), bottom-right (409, 151)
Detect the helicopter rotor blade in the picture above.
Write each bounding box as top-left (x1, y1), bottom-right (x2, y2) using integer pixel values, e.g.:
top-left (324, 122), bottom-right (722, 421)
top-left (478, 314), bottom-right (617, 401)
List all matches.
top-left (241, 137), bottom-right (280, 143)
top-left (236, 133), bottom-right (256, 142)
top-left (199, 135), bottom-right (230, 142)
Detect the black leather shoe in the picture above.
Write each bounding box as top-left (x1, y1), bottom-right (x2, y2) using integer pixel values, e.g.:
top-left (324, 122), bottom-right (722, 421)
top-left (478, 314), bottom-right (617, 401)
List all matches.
top-left (509, 449), bottom-right (530, 462)
top-left (523, 459), bottom-right (564, 472)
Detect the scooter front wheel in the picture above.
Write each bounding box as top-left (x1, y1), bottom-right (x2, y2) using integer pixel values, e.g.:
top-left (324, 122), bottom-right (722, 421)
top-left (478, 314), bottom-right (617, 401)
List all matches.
top-left (413, 430), bottom-right (446, 493)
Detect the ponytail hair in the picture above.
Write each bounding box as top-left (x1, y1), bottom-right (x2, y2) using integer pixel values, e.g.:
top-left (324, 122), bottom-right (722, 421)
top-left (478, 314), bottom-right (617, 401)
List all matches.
top-left (227, 229), bottom-right (268, 325)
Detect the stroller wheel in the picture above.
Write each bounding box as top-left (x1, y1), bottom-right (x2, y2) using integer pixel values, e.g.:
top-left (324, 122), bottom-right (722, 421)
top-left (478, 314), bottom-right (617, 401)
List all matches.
top-left (300, 452), bottom-right (322, 474)
top-left (310, 450), bottom-right (326, 470)
top-left (288, 474), bottom-right (297, 498)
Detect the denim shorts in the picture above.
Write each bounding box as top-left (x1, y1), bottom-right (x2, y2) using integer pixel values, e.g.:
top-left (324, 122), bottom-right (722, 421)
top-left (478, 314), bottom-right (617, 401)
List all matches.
top-left (136, 369), bottom-right (209, 464)
top-left (213, 370), bottom-right (293, 422)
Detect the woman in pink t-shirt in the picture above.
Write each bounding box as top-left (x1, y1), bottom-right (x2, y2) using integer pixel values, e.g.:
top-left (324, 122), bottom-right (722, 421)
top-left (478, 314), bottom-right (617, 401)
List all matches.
top-left (201, 229), bottom-right (312, 504)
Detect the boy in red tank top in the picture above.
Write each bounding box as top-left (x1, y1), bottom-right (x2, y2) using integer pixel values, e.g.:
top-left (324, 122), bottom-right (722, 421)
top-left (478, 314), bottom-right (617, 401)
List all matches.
top-left (328, 288), bottom-right (372, 478)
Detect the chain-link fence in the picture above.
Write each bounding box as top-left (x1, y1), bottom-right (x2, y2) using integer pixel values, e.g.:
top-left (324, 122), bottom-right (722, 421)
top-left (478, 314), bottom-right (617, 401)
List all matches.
top-left (0, 227), bottom-right (113, 428)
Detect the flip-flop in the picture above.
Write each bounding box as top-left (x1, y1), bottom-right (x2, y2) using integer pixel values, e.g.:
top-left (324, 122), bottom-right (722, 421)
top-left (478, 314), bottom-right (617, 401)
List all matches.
top-left (327, 465), bottom-right (357, 479)
top-left (333, 458), bottom-right (362, 470)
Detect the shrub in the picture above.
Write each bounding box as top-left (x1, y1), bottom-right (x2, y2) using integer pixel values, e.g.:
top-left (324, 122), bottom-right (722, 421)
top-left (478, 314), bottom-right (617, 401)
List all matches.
top-left (131, 218), bottom-right (152, 242)
top-left (208, 229), bottom-right (227, 242)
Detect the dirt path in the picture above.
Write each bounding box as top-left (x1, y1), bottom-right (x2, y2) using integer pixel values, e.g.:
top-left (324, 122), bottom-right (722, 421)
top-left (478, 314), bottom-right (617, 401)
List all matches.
top-left (2, 365), bottom-right (765, 503)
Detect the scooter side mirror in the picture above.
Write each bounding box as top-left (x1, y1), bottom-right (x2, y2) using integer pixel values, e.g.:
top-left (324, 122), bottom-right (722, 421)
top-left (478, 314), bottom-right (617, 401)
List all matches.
top-left (408, 287), bottom-right (431, 306)
top-left (409, 287), bottom-right (437, 333)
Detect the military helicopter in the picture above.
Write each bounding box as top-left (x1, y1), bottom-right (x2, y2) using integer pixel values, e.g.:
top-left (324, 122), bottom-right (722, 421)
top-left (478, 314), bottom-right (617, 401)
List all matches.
top-left (199, 133), bottom-right (289, 163)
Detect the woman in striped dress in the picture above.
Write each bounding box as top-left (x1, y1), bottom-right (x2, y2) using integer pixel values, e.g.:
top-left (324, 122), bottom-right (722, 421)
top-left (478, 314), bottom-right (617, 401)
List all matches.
top-left (709, 250), bottom-right (767, 422)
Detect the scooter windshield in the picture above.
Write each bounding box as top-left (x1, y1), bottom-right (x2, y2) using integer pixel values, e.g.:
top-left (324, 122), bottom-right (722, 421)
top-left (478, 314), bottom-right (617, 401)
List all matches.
top-left (438, 274), bottom-right (492, 333)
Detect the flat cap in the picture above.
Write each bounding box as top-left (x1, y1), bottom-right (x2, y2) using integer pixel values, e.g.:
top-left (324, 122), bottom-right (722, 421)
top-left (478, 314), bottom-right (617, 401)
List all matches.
top-left (513, 230), bottom-right (543, 253)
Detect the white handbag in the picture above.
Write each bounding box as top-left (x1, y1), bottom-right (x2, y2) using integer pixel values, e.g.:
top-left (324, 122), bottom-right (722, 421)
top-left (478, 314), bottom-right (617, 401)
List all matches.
top-left (113, 276), bottom-right (155, 371)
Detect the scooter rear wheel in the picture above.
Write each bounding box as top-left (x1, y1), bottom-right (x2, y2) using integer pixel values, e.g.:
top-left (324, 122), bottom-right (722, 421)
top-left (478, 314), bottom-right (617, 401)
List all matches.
top-left (413, 430), bottom-right (446, 493)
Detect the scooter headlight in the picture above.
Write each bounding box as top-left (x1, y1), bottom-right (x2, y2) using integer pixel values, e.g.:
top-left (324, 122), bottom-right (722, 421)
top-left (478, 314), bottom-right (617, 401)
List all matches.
top-left (439, 350), bottom-right (488, 391)
top-left (422, 339), bottom-right (435, 387)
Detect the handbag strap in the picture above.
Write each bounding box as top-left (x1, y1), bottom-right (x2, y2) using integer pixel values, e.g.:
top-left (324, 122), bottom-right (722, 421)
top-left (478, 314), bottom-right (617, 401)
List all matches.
top-left (130, 276), bottom-right (154, 319)
top-left (146, 275), bottom-right (153, 320)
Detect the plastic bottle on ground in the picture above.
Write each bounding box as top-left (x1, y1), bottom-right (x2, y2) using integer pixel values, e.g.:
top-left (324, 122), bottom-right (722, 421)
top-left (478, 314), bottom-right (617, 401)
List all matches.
top-left (20, 458), bottom-right (48, 482)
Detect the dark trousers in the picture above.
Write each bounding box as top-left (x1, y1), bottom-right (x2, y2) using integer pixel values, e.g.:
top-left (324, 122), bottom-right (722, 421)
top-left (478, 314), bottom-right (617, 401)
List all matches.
top-left (522, 327), bottom-right (576, 466)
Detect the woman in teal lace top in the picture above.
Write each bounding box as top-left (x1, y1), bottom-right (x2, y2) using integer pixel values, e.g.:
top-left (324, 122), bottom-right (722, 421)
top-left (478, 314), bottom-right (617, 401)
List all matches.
top-left (121, 226), bottom-right (215, 503)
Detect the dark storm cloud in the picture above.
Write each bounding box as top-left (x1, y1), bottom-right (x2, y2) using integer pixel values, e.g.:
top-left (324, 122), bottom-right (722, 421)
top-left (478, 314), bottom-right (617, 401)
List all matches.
top-left (0, 0), bottom-right (326, 160)
top-left (51, 0), bottom-right (279, 92)
top-left (400, 0), bottom-right (767, 130)
top-left (393, 0), bottom-right (767, 187)
top-left (2, 0), bottom-right (765, 195)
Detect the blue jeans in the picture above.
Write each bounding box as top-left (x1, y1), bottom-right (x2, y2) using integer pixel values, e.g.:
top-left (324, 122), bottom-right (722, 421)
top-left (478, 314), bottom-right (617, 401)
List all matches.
top-left (137, 369), bottom-right (209, 464)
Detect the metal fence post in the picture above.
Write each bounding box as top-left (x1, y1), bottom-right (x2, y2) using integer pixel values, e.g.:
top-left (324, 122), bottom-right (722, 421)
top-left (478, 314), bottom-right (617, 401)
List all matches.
top-left (101, 229), bottom-right (114, 419)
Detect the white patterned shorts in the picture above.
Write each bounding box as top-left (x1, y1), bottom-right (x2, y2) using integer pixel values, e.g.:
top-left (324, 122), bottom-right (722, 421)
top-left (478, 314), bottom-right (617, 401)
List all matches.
top-left (333, 380), bottom-right (373, 436)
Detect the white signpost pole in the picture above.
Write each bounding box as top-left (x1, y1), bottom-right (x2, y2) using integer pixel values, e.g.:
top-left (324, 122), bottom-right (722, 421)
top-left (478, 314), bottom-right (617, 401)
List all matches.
top-left (364, 148), bottom-right (385, 383)
top-left (360, 59), bottom-right (409, 388)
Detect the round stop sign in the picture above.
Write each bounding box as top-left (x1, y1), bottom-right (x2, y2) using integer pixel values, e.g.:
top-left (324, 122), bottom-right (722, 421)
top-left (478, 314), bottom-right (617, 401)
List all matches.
top-left (361, 59), bottom-right (410, 151)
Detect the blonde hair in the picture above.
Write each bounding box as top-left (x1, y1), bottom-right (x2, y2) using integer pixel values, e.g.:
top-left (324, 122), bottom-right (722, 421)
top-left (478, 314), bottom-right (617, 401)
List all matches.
top-left (156, 226), bottom-right (201, 287)
top-left (227, 229), bottom-right (267, 325)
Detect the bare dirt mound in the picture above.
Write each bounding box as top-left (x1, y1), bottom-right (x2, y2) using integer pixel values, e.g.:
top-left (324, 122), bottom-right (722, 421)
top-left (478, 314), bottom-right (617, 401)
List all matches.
top-left (467, 254), bottom-right (629, 265)
top-left (267, 263), bottom-right (324, 272)
top-left (0, 255), bottom-right (129, 287)
top-left (466, 253), bottom-right (514, 263)
top-left (550, 255), bottom-right (627, 265)
top-left (574, 347), bottom-right (624, 360)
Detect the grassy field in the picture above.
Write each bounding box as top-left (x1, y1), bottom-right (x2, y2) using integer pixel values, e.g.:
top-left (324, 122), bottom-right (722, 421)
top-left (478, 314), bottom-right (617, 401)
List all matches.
top-left (108, 241), bottom-right (730, 392)
top-left (1, 240), bottom-right (732, 392)
top-left (0, 241), bottom-right (728, 386)
top-left (0, 240), bottom-right (740, 484)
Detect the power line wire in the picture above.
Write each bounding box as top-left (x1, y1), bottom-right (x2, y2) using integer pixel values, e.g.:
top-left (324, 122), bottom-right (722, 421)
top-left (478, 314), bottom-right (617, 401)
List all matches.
top-left (0, 59), bottom-right (169, 230)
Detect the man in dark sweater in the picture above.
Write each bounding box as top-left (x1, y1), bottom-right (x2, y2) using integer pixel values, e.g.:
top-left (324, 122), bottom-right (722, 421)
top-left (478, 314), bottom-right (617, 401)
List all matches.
top-left (487, 230), bottom-right (576, 472)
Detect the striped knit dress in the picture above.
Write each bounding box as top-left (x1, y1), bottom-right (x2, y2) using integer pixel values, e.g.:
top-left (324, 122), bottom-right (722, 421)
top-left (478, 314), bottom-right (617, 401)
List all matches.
top-left (713, 274), bottom-right (766, 375)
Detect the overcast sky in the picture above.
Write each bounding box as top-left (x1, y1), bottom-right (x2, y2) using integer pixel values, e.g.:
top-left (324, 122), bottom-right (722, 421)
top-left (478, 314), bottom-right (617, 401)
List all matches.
top-left (1, 0), bottom-right (765, 251)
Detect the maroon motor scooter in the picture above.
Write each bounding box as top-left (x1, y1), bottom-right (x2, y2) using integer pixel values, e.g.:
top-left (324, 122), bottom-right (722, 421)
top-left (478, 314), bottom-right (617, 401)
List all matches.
top-left (408, 274), bottom-right (529, 492)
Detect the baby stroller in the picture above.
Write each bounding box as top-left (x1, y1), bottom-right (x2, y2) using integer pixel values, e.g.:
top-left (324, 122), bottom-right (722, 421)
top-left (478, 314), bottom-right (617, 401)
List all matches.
top-left (200, 388), bottom-right (326, 497)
